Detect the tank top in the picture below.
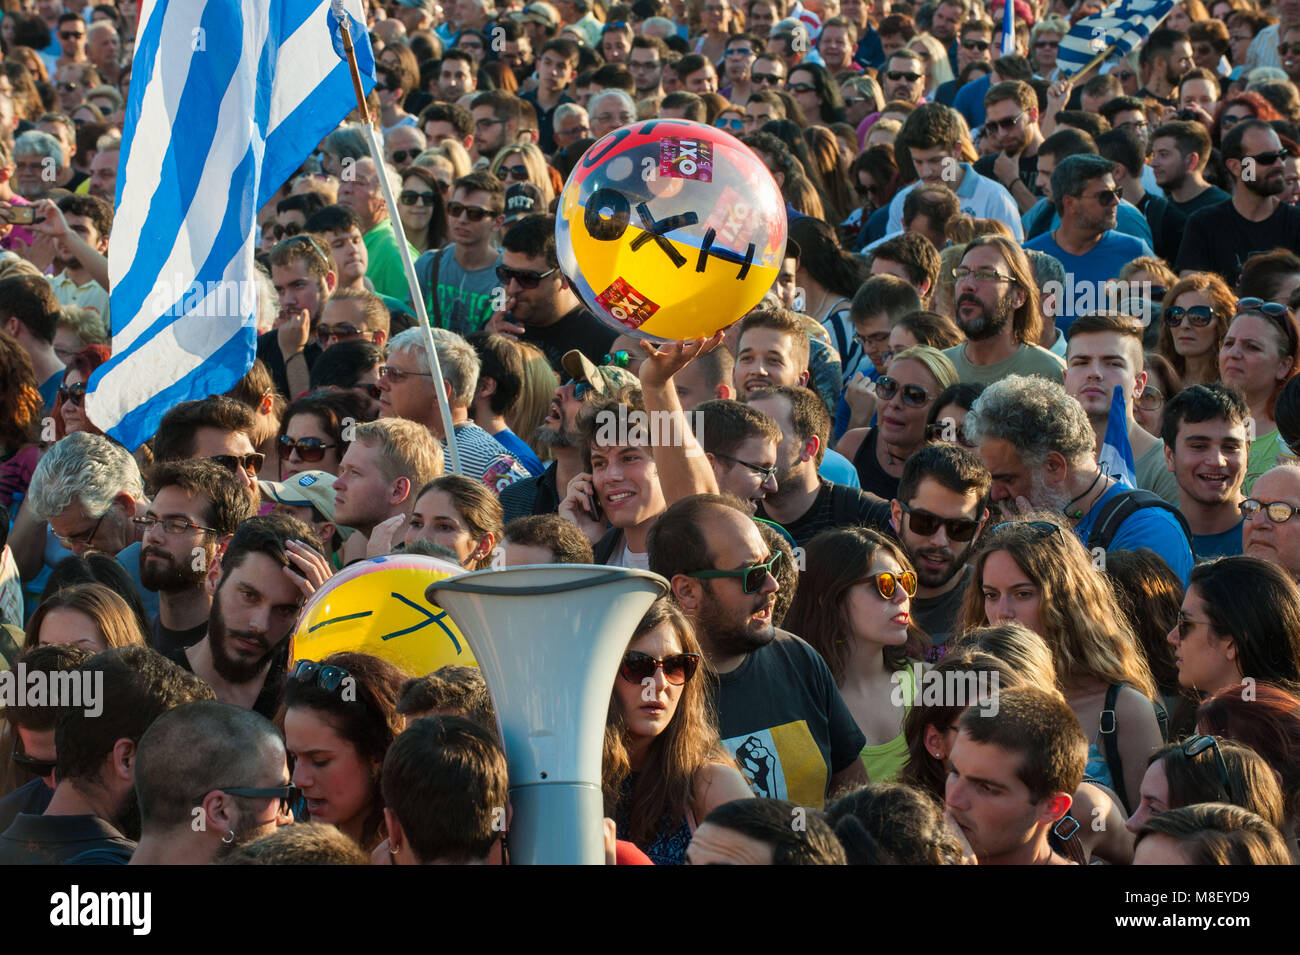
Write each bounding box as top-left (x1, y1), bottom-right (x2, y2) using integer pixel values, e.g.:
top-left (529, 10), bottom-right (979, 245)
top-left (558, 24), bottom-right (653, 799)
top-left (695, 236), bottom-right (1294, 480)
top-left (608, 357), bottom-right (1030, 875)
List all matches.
top-left (859, 663), bottom-right (917, 783)
top-left (614, 773), bottom-right (697, 866)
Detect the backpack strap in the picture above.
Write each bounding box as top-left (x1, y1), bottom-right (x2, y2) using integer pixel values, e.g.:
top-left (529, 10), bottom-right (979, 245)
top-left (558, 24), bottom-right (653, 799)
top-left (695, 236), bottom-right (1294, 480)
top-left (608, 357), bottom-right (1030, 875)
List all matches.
top-left (416, 246), bottom-right (445, 327)
top-left (1100, 683), bottom-right (1130, 814)
top-left (1086, 488), bottom-right (1192, 553)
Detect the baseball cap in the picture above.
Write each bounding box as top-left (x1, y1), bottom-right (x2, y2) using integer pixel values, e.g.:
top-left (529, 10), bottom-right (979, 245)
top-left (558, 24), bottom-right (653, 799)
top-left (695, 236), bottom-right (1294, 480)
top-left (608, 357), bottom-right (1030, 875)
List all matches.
top-left (504, 182), bottom-right (545, 224)
top-left (562, 349), bottom-right (640, 396)
top-left (258, 470), bottom-right (354, 539)
top-left (519, 2), bottom-right (560, 28)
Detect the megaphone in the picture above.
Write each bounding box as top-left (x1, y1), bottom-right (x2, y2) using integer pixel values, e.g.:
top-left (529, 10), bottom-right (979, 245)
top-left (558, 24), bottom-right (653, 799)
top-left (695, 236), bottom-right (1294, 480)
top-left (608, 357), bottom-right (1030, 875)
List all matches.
top-left (428, 565), bottom-right (668, 865)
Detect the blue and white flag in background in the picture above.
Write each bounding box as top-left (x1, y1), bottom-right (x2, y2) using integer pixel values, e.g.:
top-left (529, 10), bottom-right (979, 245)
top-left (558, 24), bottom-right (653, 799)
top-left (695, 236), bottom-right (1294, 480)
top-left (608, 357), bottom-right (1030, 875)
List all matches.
top-left (1099, 385), bottom-right (1137, 488)
top-left (1000, 0), bottom-right (1015, 57)
top-left (86, 0), bottom-right (375, 451)
top-left (1054, 0), bottom-right (1174, 76)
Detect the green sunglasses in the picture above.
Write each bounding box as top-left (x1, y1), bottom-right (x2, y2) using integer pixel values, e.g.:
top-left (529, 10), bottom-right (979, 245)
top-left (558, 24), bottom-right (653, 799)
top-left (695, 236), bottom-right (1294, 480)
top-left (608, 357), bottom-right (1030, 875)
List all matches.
top-left (687, 551), bottom-right (782, 593)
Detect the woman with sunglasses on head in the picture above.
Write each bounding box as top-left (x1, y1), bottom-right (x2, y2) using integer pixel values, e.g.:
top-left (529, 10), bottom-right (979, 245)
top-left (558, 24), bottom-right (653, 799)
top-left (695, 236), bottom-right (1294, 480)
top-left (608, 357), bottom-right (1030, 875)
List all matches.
top-left (1219, 298), bottom-right (1300, 494)
top-left (52, 343), bottom-right (110, 440)
top-left (1170, 556), bottom-right (1300, 700)
top-left (1156, 272), bottom-right (1233, 389)
top-left (396, 165), bottom-right (447, 256)
top-left (837, 346), bottom-right (958, 500)
top-left (278, 390), bottom-right (368, 481)
top-left (958, 518), bottom-right (1165, 815)
top-left (603, 598), bottom-right (752, 865)
top-left (401, 475), bottom-right (503, 570)
top-left (489, 143), bottom-right (556, 209)
top-left (786, 527), bottom-right (929, 783)
top-left (282, 651), bottom-right (408, 853)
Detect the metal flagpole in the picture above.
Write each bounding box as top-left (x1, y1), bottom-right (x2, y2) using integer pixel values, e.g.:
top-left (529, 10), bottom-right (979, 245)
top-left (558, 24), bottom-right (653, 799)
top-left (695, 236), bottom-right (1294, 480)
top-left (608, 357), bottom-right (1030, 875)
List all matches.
top-left (330, 0), bottom-right (463, 475)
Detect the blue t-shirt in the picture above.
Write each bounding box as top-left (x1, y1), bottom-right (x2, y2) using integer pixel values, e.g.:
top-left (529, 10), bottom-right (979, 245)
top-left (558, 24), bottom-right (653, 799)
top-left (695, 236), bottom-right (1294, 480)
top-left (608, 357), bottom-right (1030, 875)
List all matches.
top-left (115, 541), bottom-right (160, 622)
top-left (1192, 520), bottom-right (1244, 561)
top-left (1023, 230), bottom-right (1155, 334)
top-left (1073, 483), bottom-right (1194, 587)
top-left (38, 371), bottom-right (61, 414)
top-left (490, 426), bottom-right (545, 477)
top-left (819, 448), bottom-right (861, 489)
top-left (1023, 198), bottom-right (1155, 248)
top-left (953, 73), bottom-right (992, 128)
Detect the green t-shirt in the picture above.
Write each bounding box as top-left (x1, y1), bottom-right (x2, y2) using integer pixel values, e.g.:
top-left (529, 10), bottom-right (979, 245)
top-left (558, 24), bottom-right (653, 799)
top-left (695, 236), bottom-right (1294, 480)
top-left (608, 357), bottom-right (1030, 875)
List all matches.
top-left (942, 341), bottom-right (1066, 387)
top-left (1244, 428), bottom-right (1293, 496)
top-left (363, 220), bottom-right (417, 304)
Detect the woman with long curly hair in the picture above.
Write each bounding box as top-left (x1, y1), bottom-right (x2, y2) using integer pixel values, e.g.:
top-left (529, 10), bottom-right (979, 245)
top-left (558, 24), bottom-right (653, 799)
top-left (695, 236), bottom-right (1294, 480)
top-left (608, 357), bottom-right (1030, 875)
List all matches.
top-left (603, 598), bottom-right (752, 865)
top-left (1156, 272), bottom-right (1234, 388)
top-left (785, 526), bottom-right (929, 783)
top-left (958, 518), bottom-right (1164, 815)
top-left (283, 651), bottom-right (408, 853)
top-left (0, 330), bottom-right (42, 511)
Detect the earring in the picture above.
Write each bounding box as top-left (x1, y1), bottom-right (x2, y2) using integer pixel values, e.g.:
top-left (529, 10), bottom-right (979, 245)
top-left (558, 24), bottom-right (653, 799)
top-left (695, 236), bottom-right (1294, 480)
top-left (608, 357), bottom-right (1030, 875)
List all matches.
top-left (221, 830), bottom-right (235, 845)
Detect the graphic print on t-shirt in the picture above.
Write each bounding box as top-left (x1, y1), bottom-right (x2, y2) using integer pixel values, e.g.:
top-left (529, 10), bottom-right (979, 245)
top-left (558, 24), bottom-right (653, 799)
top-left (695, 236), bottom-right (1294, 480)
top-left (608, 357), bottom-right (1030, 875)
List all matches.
top-left (722, 720), bottom-right (827, 807)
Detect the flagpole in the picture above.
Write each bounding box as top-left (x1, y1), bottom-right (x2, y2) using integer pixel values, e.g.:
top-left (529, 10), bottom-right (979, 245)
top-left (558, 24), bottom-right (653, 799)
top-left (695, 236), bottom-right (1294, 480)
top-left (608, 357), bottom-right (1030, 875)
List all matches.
top-left (331, 0), bottom-right (462, 476)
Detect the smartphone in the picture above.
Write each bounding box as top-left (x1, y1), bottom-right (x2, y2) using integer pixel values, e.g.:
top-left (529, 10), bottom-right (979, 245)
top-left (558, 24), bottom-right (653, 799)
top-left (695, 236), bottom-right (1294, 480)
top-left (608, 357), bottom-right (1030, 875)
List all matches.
top-left (587, 488), bottom-right (604, 524)
top-left (4, 206), bottom-right (37, 225)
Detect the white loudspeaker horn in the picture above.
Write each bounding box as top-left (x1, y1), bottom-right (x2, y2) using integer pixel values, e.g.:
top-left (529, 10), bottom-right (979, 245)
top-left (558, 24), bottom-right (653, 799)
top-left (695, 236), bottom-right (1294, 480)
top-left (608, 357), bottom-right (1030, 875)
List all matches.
top-left (428, 565), bottom-right (668, 865)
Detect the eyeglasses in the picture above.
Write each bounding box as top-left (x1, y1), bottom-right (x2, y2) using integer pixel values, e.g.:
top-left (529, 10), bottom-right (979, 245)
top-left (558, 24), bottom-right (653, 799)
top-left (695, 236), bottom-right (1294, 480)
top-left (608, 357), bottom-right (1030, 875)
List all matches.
top-left (209, 452), bottom-right (265, 477)
top-left (390, 150), bottom-right (421, 165)
top-left (924, 421), bottom-right (976, 448)
top-left (787, 82), bottom-right (816, 93)
top-left (201, 784), bottom-right (300, 816)
top-left (989, 520), bottom-right (1062, 539)
top-left (1280, 43), bottom-right (1300, 56)
top-left (563, 377), bottom-right (596, 400)
top-left (1149, 285), bottom-right (1169, 301)
top-left (1239, 498), bottom-right (1300, 523)
top-left (11, 738), bottom-right (57, 778)
top-left (1220, 112), bottom-right (1250, 130)
top-left (378, 364), bottom-right (434, 383)
top-left (319, 322), bottom-right (369, 343)
top-left (952, 266), bottom-right (1017, 284)
top-left (962, 39), bottom-right (991, 51)
top-left (1083, 188), bottom-right (1121, 206)
top-left (270, 222), bottom-right (301, 240)
top-left (497, 264), bottom-right (557, 289)
top-left (475, 117), bottom-right (506, 130)
top-left (1243, 148), bottom-right (1289, 167)
top-left (133, 515), bottom-right (219, 536)
top-left (279, 435), bottom-right (339, 461)
top-left (1235, 297), bottom-right (1289, 317)
top-left (1136, 385), bottom-right (1164, 411)
top-left (751, 71), bottom-right (784, 85)
top-left (1180, 734), bottom-right (1231, 800)
top-left (1034, 39), bottom-right (1059, 49)
top-left (289, 659), bottom-right (351, 691)
top-left (863, 570), bottom-right (918, 600)
top-left (60, 30), bottom-right (86, 40)
top-left (715, 116), bottom-right (744, 130)
top-left (713, 452), bottom-right (778, 483)
top-left (984, 110), bottom-right (1027, 133)
top-left (618, 650), bottom-right (701, 686)
top-left (1164, 305), bottom-right (1216, 327)
top-left (57, 381), bottom-right (87, 406)
top-left (500, 164), bottom-right (530, 181)
top-left (687, 550), bottom-right (782, 594)
top-left (885, 70), bottom-right (923, 83)
top-left (726, 47), bottom-right (755, 58)
top-left (55, 511), bottom-right (106, 549)
top-left (399, 189), bottom-right (437, 208)
top-left (900, 503), bottom-right (979, 541)
top-left (875, 375), bottom-right (930, 408)
top-left (447, 201), bottom-right (495, 221)
top-left (843, 95), bottom-right (870, 107)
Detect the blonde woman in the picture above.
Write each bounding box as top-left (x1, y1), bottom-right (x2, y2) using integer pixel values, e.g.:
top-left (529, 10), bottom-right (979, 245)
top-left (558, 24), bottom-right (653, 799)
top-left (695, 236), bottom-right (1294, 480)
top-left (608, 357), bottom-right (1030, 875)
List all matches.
top-left (506, 341), bottom-right (560, 462)
top-left (488, 142), bottom-right (556, 207)
top-left (959, 517), bottom-right (1165, 815)
top-left (906, 34), bottom-right (954, 99)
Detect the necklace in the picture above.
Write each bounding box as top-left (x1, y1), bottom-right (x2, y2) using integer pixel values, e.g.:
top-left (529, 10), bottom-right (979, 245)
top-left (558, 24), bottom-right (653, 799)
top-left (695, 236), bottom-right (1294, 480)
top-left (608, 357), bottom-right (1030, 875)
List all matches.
top-left (1065, 469), bottom-right (1104, 520)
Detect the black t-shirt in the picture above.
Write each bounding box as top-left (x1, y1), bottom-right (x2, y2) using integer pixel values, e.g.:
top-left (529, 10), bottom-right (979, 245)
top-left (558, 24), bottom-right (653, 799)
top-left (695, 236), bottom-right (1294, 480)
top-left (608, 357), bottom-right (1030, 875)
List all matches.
top-left (0, 778), bottom-right (51, 836)
top-left (1175, 199), bottom-right (1300, 287)
top-left (520, 305), bottom-right (618, 374)
top-left (1167, 185), bottom-right (1229, 217)
top-left (758, 479), bottom-right (891, 548)
top-left (911, 565), bottom-right (972, 660)
top-left (150, 616), bottom-right (208, 660)
top-left (851, 428), bottom-right (901, 501)
top-left (0, 812), bottom-right (135, 864)
top-left (162, 641), bottom-right (288, 721)
top-left (1137, 193), bottom-right (1187, 263)
top-left (257, 330), bottom-right (322, 401)
top-left (712, 631), bottom-right (866, 808)
top-left (973, 150), bottom-right (1039, 196)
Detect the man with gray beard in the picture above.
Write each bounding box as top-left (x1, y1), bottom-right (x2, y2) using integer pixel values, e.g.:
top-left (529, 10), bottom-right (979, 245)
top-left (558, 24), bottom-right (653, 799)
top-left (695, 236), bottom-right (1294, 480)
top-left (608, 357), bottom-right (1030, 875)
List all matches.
top-left (498, 350), bottom-right (638, 523)
top-left (963, 374), bottom-right (1193, 585)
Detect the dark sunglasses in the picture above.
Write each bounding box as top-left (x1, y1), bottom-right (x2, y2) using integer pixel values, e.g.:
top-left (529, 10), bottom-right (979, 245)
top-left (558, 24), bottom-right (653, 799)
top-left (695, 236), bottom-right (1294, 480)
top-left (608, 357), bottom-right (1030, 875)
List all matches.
top-left (11, 739), bottom-right (56, 777)
top-left (1164, 305), bottom-right (1216, 327)
top-left (876, 375), bottom-right (929, 407)
top-left (447, 202), bottom-right (494, 221)
top-left (687, 550), bottom-right (782, 594)
top-left (990, 519), bottom-right (1062, 539)
top-left (563, 377), bottom-right (598, 400)
top-left (1235, 297), bottom-right (1289, 317)
top-left (715, 116), bottom-right (744, 130)
top-left (985, 109), bottom-right (1027, 133)
top-left (1085, 188), bottom-right (1121, 205)
top-left (497, 264), bottom-right (557, 289)
top-left (924, 421), bottom-right (976, 448)
top-left (1181, 734), bottom-right (1231, 800)
top-left (1280, 42), bottom-right (1300, 56)
top-left (397, 188), bottom-right (439, 205)
top-left (316, 322), bottom-right (366, 343)
top-left (500, 164), bottom-right (530, 181)
top-left (270, 221), bottom-right (301, 240)
top-left (279, 435), bottom-right (338, 461)
top-left (787, 82), bottom-right (816, 93)
top-left (618, 650), bottom-right (701, 686)
top-left (209, 452), bottom-right (265, 476)
top-left (60, 30), bottom-right (86, 40)
top-left (863, 570), bottom-right (917, 600)
top-left (289, 659), bottom-right (351, 691)
top-left (751, 71), bottom-right (784, 85)
top-left (390, 150), bottom-right (420, 165)
top-left (900, 503), bottom-right (979, 541)
top-left (885, 70), bottom-right (922, 82)
top-left (962, 39), bottom-right (990, 51)
top-left (353, 382), bottom-right (383, 400)
top-left (1243, 148), bottom-right (1289, 167)
top-left (1149, 285), bottom-right (1169, 301)
top-left (58, 381), bottom-right (87, 406)
top-left (1176, 611), bottom-right (1211, 639)
top-left (202, 784), bottom-right (300, 816)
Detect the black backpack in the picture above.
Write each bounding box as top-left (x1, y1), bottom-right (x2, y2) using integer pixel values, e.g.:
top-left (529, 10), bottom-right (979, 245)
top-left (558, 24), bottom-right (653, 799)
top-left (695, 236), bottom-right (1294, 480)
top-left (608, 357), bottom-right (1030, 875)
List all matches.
top-left (1085, 488), bottom-right (1192, 553)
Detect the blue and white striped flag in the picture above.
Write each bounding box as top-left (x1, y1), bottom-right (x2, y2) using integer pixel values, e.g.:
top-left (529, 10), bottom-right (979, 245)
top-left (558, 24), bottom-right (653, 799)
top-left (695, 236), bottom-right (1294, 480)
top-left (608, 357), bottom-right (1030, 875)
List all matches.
top-left (1054, 0), bottom-right (1174, 77)
top-left (1000, 0), bottom-right (1015, 57)
top-left (86, 0), bottom-right (375, 451)
top-left (1099, 385), bottom-right (1137, 488)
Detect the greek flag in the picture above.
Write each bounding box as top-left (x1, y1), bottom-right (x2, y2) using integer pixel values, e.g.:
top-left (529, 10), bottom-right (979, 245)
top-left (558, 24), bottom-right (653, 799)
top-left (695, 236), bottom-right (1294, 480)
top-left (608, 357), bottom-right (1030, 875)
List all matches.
top-left (1000, 0), bottom-right (1015, 57)
top-left (1054, 0), bottom-right (1174, 77)
top-left (86, 0), bottom-right (375, 451)
top-left (1099, 385), bottom-right (1137, 488)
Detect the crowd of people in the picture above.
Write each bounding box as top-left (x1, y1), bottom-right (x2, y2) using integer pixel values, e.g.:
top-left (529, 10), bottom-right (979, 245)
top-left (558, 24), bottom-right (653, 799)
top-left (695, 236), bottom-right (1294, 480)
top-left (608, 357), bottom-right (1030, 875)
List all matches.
top-left (1, 0), bottom-right (1300, 867)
